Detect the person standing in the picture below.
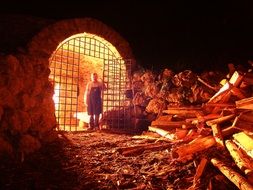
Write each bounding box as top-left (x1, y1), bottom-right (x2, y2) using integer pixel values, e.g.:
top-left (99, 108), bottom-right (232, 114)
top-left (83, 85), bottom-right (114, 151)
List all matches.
top-left (84, 73), bottom-right (105, 130)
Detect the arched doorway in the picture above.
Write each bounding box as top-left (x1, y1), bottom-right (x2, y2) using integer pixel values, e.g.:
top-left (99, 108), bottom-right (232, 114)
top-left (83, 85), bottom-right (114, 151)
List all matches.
top-left (49, 33), bottom-right (132, 131)
top-left (28, 18), bottom-right (136, 131)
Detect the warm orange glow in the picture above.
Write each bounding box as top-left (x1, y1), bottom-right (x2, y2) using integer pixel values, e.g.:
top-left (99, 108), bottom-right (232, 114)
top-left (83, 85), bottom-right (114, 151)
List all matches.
top-left (73, 112), bottom-right (90, 123)
top-left (57, 33), bottom-right (123, 61)
top-left (53, 83), bottom-right (60, 109)
top-left (229, 71), bottom-right (239, 85)
top-left (50, 32), bottom-right (126, 131)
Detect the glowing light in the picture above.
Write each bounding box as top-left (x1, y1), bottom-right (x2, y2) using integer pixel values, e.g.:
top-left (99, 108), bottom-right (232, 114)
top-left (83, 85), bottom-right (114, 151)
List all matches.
top-left (53, 83), bottom-right (60, 109)
top-left (50, 32), bottom-right (125, 131)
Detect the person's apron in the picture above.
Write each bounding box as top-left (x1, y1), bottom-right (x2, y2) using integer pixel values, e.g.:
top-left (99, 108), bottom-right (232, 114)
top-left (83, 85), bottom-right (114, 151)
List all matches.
top-left (87, 87), bottom-right (102, 115)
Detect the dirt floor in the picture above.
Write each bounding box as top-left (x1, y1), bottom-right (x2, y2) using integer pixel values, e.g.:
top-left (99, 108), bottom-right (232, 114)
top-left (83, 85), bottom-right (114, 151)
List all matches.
top-left (0, 130), bottom-right (238, 190)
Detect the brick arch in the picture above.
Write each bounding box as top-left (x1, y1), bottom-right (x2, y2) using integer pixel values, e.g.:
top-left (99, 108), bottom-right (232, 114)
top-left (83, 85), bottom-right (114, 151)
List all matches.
top-left (28, 18), bottom-right (135, 64)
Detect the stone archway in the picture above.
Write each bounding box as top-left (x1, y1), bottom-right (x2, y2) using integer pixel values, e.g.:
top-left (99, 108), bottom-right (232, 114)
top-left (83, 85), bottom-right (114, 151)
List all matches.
top-left (28, 18), bottom-right (136, 131)
top-left (28, 18), bottom-right (135, 62)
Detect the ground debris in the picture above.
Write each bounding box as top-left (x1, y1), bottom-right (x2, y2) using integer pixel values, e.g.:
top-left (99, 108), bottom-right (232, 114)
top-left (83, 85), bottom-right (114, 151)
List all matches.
top-left (1, 130), bottom-right (240, 190)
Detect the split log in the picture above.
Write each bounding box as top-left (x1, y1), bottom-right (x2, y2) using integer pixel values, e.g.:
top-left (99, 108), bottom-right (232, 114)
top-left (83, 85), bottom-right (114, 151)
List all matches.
top-left (233, 132), bottom-right (253, 159)
top-left (181, 129), bottom-right (200, 143)
top-left (206, 114), bottom-right (235, 127)
top-left (229, 71), bottom-right (244, 87)
top-left (131, 131), bottom-right (171, 142)
top-left (211, 157), bottom-right (253, 190)
top-left (207, 82), bottom-right (232, 104)
top-left (148, 126), bottom-right (175, 140)
top-left (172, 136), bottom-right (216, 159)
top-left (162, 107), bottom-right (203, 118)
top-left (231, 87), bottom-right (247, 100)
top-left (151, 120), bottom-right (189, 128)
top-left (225, 140), bottom-right (253, 183)
top-left (175, 128), bottom-right (189, 139)
top-left (188, 157), bottom-right (208, 190)
top-left (211, 124), bottom-right (225, 148)
top-left (186, 113), bottom-right (220, 123)
top-left (211, 91), bottom-right (232, 113)
top-left (155, 115), bottom-right (172, 121)
top-left (236, 97), bottom-right (253, 110)
top-left (192, 157), bottom-right (208, 188)
top-left (207, 71), bottom-right (243, 113)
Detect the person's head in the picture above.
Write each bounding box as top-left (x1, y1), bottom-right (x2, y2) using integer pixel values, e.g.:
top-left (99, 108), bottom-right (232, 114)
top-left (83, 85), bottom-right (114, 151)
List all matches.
top-left (91, 73), bottom-right (98, 82)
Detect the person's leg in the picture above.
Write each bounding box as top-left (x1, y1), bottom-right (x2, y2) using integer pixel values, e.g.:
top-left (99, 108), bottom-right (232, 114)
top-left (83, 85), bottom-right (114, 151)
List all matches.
top-left (89, 115), bottom-right (94, 129)
top-left (94, 114), bottom-right (100, 129)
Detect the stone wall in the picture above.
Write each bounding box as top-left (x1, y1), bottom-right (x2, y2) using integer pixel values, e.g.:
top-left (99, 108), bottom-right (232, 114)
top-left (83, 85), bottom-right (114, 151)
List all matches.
top-left (0, 53), bottom-right (57, 160)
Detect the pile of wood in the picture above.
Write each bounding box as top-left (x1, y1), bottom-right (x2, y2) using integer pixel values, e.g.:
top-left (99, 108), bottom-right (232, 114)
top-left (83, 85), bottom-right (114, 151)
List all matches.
top-left (127, 70), bottom-right (253, 189)
top-left (131, 69), bottom-right (224, 131)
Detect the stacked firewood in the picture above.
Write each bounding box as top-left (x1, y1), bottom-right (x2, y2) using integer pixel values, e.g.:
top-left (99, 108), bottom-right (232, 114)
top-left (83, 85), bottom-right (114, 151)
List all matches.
top-left (128, 69), bottom-right (253, 189)
top-left (131, 69), bottom-right (223, 131)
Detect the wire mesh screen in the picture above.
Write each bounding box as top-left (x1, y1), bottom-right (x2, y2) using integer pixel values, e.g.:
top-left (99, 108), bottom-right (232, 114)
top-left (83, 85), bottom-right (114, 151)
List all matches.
top-left (49, 40), bottom-right (80, 131)
top-left (103, 59), bottom-right (132, 128)
top-left (49, 34), bottom-right (131, 131)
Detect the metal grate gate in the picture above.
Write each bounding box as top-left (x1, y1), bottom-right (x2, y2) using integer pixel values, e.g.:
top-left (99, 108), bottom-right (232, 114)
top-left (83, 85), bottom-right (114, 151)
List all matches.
top-left (102, 59), bottom-right (132, 128)
top-left (49, 34), bottom-right (132, 131)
